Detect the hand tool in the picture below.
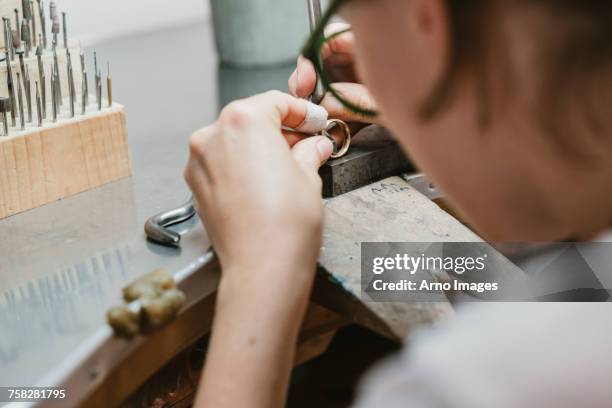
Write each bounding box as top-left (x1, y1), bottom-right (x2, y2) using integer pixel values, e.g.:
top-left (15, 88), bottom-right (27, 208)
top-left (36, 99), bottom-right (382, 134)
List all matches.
top-left (305, 0), bottom-right (352, 159)
top-left (21, 18), bottom-right (30, 56)
top-left (306, 0), bottom-right (325, 104)
top-left (37, 0), bottom-right (46, 49)
top-left (144, 197), bottom-right (197, 246)
top-left (107, 62), bottom-right (112, 107)
top-left (0, 97), bottom-right (11, 136)
top-left (16, 72), bottom-right (25, 130)
top-left (66, 48), bottom-right (75, 117)
top-left (35, 80), bottom-right (42, 126)
top-left (36, 39), bottom-right (46, 118)
top-left (2, 18), bottom-right (14, 62)
top-left (25, 65), bottom-right (32, 122)
top-left (30, 1), bottom-right (36, 46)
top-left (61, 12), bottom-right (66, 48)
top-left (80, 50), bottom-right (88, 106)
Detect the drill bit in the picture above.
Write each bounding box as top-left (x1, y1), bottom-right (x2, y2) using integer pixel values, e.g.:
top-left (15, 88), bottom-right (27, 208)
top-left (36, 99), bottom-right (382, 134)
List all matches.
top-left (52, 45), bottom-right (61, 104)
top-left (55, 62), bottom-right (64, 114)
top-left (94, 51), bottom-right (101, 109)
top-left (0, 97), bottom-right (10, 136)
top-left (3, 18), bottom-right (13, 62)
top-left (50, 66), bottom-right (57, 122)
top-left (51, 14), bottom-right (59, 47)
top-left (36, 41), bottom-right (46, 118)
top-left (4, 48), bottom-right (17, 126)
top-left (94, 50), bottom-right (98, 79)
top-left (7, 21), bottom-right (15, 61)
top-left (81, 75), bottom-right (86, 114)
top-left (107, 62), bottom-right (112, 108)
top-left (61, 12), bottom-right (66, 48)
top-left (12, 29), bottom-right (21, 55)
top-left (22, 0), bottom-right (31, 20)
top-left (14, 9), bottom-right (20, 43)
top-left (80, 51), bottom-right (88, 106)
top-left (37, 0), bottom-right (46, 49)
top-left (50, 1), bottom-right (58, 47)
top-left (21, 18), bottom-right (30, 56)
top-left (17, 50), bottom-right (26, 84)
top-left (66, 48), bottom-right (75, 117)
top-left (0, 53), bottom-right (10, 135)
top-left (25, 65), bottom-right (32, 122)
top-left (16, 72), bottom-right (25, 130)
top-left (49, 1), bottom-right (56, 21)
top-left (35, 80), bottom-right (42, 126)
top-left (97, 80), bottom-right (102, 110)
top-left (30, 1), bottom-right (36, 46)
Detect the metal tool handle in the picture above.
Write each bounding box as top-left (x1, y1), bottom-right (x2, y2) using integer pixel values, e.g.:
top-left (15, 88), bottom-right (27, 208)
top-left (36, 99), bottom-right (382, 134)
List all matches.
top-left (144, 197), bottom-right (196, 246)
top-left (306, 0), bottom-right (326, 104)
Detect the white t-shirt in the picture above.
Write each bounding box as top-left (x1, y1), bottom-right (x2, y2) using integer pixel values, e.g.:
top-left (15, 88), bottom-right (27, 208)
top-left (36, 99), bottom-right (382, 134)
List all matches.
top-left (354, 302), bottom-right (612, 408)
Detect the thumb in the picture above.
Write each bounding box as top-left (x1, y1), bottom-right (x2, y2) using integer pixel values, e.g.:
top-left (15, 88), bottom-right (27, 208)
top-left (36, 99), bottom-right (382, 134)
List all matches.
top-left (292, 136), bottom-right (333, 176)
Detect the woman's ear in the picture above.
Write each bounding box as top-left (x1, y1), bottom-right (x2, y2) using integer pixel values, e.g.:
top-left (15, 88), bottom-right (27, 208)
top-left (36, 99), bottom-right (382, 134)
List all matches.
top-left (406, 0), bottom-right (450, 97)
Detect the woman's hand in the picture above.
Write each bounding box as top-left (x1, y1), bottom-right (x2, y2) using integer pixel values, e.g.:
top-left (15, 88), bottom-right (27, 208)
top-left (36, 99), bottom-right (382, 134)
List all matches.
top-left (185, 90), bottom-right (333, 288)
top-left (289, 23), bottom-right (381, 125)
top-left (186, 91), bottom-right (334, 408)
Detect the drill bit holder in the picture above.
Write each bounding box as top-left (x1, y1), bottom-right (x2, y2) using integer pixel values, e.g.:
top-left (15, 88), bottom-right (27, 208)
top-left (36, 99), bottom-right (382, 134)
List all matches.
top-left (0, 102), bottom-right (131, 219)
top-left (0, 0), bottom-right (131, 219)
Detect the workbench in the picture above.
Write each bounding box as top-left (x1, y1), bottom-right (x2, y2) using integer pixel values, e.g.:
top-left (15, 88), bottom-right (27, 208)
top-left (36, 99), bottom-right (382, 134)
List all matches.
top-left (0, 21), bottom-right (521, 408)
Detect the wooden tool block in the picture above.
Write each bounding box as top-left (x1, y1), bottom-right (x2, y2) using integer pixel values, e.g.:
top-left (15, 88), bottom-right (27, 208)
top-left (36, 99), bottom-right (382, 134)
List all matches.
top-left (0, 104), bottom-right (131, 219)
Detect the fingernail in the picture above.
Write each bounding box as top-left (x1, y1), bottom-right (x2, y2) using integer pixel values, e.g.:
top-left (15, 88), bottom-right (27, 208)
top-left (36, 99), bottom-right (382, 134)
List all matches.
top-left (317, 137), bottom-right (333, 159)
top-left (288, 70), bottom-right (297, 94)
top-left (295, 65), bottom-right (302, 96)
